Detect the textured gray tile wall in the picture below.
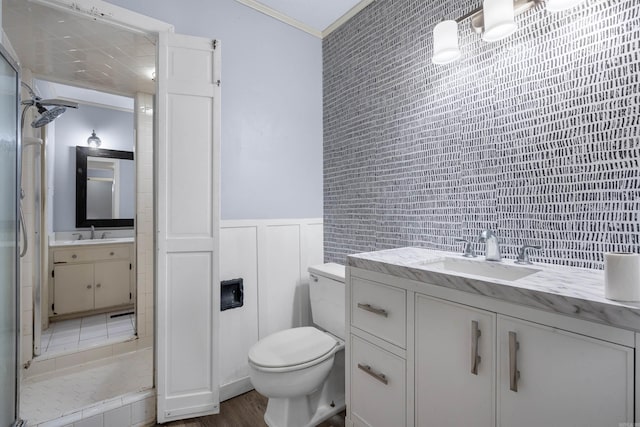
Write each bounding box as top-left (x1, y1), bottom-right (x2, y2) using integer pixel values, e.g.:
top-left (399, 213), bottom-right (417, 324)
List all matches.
top-left (323, 0), bottom-right (640, 268)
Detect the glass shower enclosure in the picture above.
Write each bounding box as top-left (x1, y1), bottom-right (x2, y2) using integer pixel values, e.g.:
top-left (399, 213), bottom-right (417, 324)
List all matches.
top-left (0, 41), bottom-right (20, 426)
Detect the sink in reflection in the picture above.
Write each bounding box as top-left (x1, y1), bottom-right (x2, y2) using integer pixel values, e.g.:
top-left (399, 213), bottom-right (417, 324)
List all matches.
top-left (420, 257), bottom-right (541, 281)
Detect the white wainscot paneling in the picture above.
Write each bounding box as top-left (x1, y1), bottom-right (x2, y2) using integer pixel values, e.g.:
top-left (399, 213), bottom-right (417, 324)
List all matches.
top-left (219, 226), bottom-right (258, 391)
top-left (218, 219), bottom-right (323, 400)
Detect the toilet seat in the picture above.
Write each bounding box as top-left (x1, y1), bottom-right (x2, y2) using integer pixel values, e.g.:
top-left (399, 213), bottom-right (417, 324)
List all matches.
top-left (249, 327), bottom-right (338, 372)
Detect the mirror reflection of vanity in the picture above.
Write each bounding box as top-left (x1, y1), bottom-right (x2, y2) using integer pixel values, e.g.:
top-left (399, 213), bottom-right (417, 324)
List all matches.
top-left (76, 146), bottom-right (134, 228)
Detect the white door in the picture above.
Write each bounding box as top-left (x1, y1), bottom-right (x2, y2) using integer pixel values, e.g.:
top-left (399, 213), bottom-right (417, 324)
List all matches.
top-left (415, 295), bottom-right (495, 427)
top-left (497, 315), bottom-right (634, 427)
top-left (156, 31), bottom-right (221, 423)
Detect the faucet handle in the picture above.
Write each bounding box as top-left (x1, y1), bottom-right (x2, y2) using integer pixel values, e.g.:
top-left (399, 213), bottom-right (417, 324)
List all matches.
top-left (455, 238), bottom-right (477, 258)
top-left (72, 233), bottom-right (83, 241)
top-left (515, 244), bottom-right (542, 265)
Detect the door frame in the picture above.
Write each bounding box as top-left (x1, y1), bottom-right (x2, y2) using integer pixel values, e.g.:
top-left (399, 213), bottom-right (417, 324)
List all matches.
top-left (30, 0), bottom-right (222, 423)
top-left (0, 37), bottom-right (22, 426)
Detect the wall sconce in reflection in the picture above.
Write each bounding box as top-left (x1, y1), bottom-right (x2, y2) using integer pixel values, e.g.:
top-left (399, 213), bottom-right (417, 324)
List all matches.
top-left (87, 130), bottom-right (102, 148)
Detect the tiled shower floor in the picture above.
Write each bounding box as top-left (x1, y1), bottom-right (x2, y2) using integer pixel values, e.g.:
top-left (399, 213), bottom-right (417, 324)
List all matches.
top-left (20, 347), bottom-right (153, 425)
top-left (41, 310), bottom-right (135, 357)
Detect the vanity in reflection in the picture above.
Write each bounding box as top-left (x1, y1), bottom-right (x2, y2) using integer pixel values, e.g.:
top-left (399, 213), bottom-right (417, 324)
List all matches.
top-left (48, 146), bottom-right (135, 320)
top-left (49, 239), bottom-right (134, 316)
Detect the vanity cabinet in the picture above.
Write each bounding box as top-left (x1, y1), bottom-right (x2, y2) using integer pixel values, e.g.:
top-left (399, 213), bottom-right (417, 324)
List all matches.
top-left (346, 267), bottom-right (635, 427)
top-left (51, 243), bottom-right (133, 317)
top-left (349, 277), bottom-right (407, 427)
top-left (497, 315), bottom-right (633, 427)
top-left (415, 295), bottom-right (495, 427)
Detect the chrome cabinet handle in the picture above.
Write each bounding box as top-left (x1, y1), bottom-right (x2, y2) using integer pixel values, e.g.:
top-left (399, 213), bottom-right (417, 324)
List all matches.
top-left (358, 363), bottom-right (388, 385)
top-left (471, 320), bottom-right (481, 375)
top-left (357, 303), bottom-right (388, 317)
top-left (509, 331), bottom-right (520, 392)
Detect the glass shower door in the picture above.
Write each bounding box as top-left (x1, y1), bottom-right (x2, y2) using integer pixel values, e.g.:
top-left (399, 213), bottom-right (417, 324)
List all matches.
top-left (0, 43), bottom-right (20, 426)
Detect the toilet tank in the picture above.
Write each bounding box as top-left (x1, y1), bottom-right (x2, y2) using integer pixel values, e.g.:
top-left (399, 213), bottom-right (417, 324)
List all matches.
top-left (308, 263), bottom-right (346, 340)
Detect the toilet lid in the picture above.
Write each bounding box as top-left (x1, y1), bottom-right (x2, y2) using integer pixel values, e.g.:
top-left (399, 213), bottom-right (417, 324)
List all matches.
top-left (249, 327), bottom-right (337, 368)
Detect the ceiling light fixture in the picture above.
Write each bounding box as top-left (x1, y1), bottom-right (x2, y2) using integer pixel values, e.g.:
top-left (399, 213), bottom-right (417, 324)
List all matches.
top-left (87, 130), bottom-right (102, 148)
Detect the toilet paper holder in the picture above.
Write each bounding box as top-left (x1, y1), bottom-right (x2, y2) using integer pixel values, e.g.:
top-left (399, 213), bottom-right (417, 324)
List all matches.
top-left (221, 278), bottom-right (244, 311)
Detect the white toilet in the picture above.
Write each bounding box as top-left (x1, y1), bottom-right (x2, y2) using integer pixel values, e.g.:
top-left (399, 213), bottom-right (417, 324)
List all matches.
top-left (248, 263), bottom-right (346, 427)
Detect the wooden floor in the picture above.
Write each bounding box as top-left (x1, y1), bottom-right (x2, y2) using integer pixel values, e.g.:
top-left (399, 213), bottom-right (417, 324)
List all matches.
top-left (158, 390), bottom-right (346, 427)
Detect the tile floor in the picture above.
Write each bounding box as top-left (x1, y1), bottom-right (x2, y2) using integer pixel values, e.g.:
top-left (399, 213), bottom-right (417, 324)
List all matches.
top-left (41, 310), bottom-right (136, 357)
top-left (20, 347), bottom-right (153, 426)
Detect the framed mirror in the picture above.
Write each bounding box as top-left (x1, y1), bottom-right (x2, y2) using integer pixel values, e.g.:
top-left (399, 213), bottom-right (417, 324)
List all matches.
top-left (76, 146), bottom-right (134, 228)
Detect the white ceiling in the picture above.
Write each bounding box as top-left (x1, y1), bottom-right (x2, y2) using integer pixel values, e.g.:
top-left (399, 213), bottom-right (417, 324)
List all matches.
top-left (237, 0), bottom-right (373, 36)
top-left (2, 0), bottom-right (156, 97)
top-left (2, 0), bottom-right (373, 100)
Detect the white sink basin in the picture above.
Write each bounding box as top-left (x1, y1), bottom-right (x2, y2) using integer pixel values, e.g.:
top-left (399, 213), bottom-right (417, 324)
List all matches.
top-left (421, 257), bottom-right (541, 281)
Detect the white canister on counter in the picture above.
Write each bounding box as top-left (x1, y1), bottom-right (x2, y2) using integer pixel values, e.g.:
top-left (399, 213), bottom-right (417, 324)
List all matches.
top-left (604, 252), bottom-right (640, 302)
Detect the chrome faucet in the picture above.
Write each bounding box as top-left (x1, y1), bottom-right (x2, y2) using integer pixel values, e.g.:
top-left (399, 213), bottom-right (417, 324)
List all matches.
top-left (515, 244), bottom-right (542, 265)
top-left (478, 229), bottom-right (501, 261)
top-left (90, 225), bottom-right (95, 240)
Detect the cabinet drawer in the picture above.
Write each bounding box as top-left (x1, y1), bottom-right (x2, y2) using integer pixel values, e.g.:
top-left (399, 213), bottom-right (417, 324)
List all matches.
top-left (350, 335), bottom-right (406, 427)
top-left (53, 245), bottom-right (131, 263)
top-left (351, 277), bottom-right (406, 348)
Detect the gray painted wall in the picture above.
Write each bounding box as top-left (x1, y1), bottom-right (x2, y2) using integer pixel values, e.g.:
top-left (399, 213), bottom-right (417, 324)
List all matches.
top-left (104, 0), bottom-right (324, 220)
top-left (323, 0), bottom-right (640, 269)
top-left (52, 103), bottom-right (134, 231)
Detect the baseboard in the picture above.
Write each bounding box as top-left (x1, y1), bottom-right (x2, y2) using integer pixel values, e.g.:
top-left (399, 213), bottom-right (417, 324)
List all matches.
top-left (220, 376), bottom-right (254, 402)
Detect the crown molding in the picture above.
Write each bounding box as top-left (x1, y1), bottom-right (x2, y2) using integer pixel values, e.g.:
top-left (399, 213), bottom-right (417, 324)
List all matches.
top-left (234, 0), bottom-right (375, 39)
top-left (234, 0), bottom-right (323, 38)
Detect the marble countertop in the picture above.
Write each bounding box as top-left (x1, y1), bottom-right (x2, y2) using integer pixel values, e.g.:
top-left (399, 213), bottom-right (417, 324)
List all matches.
top-left (348, 247), bottom-right (640, 332)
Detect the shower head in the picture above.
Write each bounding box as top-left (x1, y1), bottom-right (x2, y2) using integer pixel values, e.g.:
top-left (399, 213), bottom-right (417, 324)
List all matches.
top-left (39, 98), bottom-right (79, 109)
top-left (31, 106), bottom-right (67, 128)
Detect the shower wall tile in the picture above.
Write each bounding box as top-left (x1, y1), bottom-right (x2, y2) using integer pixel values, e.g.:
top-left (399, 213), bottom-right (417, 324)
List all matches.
top-left (323, 0), bottom-right (640, 269)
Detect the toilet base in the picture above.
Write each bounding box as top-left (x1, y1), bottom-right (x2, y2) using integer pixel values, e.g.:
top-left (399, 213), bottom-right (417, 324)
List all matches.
top-left (264, 396), bottom-right (345, 427)
top-left (262, 349), bottom-right (345, 427)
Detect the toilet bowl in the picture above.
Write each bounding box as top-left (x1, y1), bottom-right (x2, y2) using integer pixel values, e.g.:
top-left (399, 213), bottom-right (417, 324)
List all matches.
top-left (248, 263), bottom-right (346, 427)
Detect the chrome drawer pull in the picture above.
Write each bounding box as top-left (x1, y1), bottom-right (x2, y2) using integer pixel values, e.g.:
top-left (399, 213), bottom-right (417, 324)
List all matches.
top-left (357, 363), bottom-right (388, 385)
top-left (471, 320), bottom-right (481, 375)
top-left (357, 303), bottom-right (388, 317)
top-left (509, 331), bottom-right (520, 392)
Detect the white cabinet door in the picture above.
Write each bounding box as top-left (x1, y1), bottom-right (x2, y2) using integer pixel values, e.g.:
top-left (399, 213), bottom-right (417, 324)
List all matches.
top-left (94, 260), bottom-right (130, 309)
top-left (350, 335), bottom-right (406, 427)
top-left (415, 295), bottom-right (495, 427)
top-left (54, 264), bottom-right (94, 315)
top-left (497, 315), bottom-right (634, 427)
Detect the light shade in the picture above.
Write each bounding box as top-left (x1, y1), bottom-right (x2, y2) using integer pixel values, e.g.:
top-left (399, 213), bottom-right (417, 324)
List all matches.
top-left (87, 130), bottom-right (101, 148)
top-left (482, 0), bottom-right (518, 42)
top-left (432, 20), bottom-right (462, 65)
top-left (546, 0), bottom-right (585, 12)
